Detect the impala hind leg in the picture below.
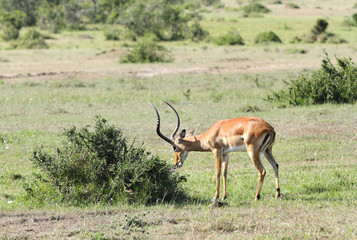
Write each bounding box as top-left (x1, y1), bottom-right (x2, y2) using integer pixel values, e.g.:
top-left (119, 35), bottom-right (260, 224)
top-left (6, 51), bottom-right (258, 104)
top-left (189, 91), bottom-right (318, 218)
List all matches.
top-left (221, 153), bottom-right (229, 200)
top-left (248, 148), bottom-right (266, 200)
top-left (264, 148), bottom-right (280, 198)
top-left (212, 149), bottom-right (223, 203)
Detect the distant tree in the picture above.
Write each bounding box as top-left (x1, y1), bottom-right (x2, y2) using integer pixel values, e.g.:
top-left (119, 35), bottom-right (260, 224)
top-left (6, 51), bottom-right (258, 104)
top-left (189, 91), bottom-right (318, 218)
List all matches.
top-left (119, 0), bottom-right (201, 41)
top-left (38, 0), bottom-right (92, 31)
top-left (0, 0), bottom-right (41, 26)
top-left (0, 10), bottom-right (26, 41)
top-left (37, 1), bottom-right (65, 33)
top-left (62, 0), bottom-right (86, 30)
top-left (90, 0), bottom-right (134, 23)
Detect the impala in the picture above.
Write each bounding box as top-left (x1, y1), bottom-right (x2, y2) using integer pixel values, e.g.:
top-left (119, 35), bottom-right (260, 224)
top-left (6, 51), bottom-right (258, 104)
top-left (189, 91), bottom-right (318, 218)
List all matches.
top-left (150, 102), bottom-right (280, 202)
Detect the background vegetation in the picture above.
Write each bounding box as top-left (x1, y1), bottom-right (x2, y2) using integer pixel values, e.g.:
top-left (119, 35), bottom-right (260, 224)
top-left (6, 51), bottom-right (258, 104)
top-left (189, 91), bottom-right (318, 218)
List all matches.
top-left (268, 53), bottom-right (357, 106)
top-left (0, 0), bottom-right (356, 239)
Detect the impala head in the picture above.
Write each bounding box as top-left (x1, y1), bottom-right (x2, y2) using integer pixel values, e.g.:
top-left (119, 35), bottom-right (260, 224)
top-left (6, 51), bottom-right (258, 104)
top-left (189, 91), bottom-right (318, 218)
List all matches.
top-left (150, 102), bottom-right (189, 168)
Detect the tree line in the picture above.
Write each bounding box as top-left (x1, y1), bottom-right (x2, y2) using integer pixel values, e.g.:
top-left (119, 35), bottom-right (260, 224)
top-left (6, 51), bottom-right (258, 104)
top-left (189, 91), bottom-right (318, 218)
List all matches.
top-left (0, 0), bottom-right (219, 41)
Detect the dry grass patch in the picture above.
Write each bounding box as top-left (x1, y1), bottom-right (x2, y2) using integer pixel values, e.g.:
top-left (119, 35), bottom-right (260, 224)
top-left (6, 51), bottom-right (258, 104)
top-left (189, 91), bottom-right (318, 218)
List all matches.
top-left (1, 205), bottom-right (355, 239)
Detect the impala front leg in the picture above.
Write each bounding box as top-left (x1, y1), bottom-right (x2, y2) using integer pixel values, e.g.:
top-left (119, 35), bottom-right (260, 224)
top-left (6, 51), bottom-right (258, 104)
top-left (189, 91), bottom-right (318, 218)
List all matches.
top-left (212, 149), bottom-right (223, 203)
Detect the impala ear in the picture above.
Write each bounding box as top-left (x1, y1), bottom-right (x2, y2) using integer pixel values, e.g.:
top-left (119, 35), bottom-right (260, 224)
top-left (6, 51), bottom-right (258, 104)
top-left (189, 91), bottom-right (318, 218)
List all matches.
top-left (179, 129), bottom-right (186, 139)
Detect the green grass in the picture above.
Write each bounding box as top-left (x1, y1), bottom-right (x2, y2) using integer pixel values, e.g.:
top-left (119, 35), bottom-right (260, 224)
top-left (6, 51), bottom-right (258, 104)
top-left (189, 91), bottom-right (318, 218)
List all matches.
top-left (0, 72), bottom-right (356, 209)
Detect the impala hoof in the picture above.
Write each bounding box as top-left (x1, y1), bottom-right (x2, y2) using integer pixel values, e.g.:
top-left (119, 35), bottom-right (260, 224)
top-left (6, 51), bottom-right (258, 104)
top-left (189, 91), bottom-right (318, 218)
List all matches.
top-left (254, 194), bottom-right (261, 201)
top-left (275, 189), bottom-right (281, 199)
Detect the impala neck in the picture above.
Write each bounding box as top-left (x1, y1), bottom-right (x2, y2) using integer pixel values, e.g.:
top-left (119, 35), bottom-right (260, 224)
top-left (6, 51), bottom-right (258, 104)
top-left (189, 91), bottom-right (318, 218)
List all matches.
top-left (182, 134), bottom-right (211, 152)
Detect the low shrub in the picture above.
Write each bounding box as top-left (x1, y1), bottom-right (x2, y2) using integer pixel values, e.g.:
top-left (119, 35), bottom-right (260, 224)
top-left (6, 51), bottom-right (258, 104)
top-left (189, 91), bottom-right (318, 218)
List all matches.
top-left (267, 53), bottom-right (357, 106)
top-left (293, 19), bottom-right (345, 44)
top-left (215, 29), bottom-right (244, 45)
top-left (254, 31), bottom-right (282, 43)
top-left (188, 21), bottom-right (209, 41)
top-left (15, 29), bottom-right (48, 49)
top-left (104, 26), bottom-right (122, 40)
top-left (241, 3), bottom-right (270, 14)
top-left (121, 38), bottom-right (172, 63)
top-left (24, 117), bottom-right (186, 206)
top-left (1, 24), bottom-right (19, 41)
top-left (353, 13), bottom-right (357, 25)
top-left (311, 19), bottom-right (328, 35)
top-left (342, 13), bottom-right (357, 27)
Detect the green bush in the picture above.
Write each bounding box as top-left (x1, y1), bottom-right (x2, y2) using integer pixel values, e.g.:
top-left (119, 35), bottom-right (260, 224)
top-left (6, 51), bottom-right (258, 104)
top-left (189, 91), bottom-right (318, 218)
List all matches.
top-left (0, 10), bottom-right (26, 41)
top-left (120, 0), bottom-right (190, 41)
top-left (188, 20), bottom-right (209, 41)
top-left (37, 1), bottom-right (65, 33)
top-left (311, 19), bottom-right (328, 35)
top-left (352, 13), bottom-right (357, 25)
top-left (15, 29), bottom-right (48, 49)
top-left (215, 29), bottom-right (244, 45)
top-left (241, 3), bottom-right (270, 14)
top-left (25, 117), bottom-right (186, 206)
top-left (294, 19), bottom-right (345, 44)
top-left (267, 54), bottom-right (357, 106)
top-left (121, 38), bottom-right (172, 63)
top-left (104, 26), bottom-right (122, 40)
top-left (0, 0), bottom-right (39, 26)
top-left (1, 24), bottom-right (19, 41)
top-left (254, 31), bottom-right (282, 43)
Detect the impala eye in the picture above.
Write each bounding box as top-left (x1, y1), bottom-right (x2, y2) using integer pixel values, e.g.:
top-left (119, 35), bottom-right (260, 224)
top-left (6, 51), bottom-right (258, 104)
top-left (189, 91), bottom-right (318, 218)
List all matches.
top-left (173, 145), bottom-right (177, 152)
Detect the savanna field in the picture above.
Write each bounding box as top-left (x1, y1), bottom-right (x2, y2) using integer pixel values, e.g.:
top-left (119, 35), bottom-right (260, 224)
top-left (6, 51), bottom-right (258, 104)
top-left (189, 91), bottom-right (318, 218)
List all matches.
top-left (0, 0), bottom-right (356, 239)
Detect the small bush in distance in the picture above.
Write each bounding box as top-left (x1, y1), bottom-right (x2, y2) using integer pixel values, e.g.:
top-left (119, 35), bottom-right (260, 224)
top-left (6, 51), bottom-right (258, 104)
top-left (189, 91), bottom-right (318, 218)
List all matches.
top-left (1, 24), bottom-right (19, 41)
top-left (241, 3), bottom-right (270, 14)
top-left (311, 19), bottom-right (328, 35)
top-left (188, 21), bottom-right (209, 41)
top-left (104, 26), bottom-right (122, 40)
top-left (215, 29), bottom-right (244, 45)
top-left (267, 53), bottom-right (357, 106)
top-left (254, 31), bottom-right (282, 43)
top-left (121, 38), bottom-right (172, 63)
top-left (352, 13), bottom-right (357, 25)
top-left (15, 29), bottom-right (49, 49)
top-left (294, 19), bottom-right (345, 44)
top-left (25, 116), bottom-right (186, 206)
top-left (343, 13), bottom-right (357, 27)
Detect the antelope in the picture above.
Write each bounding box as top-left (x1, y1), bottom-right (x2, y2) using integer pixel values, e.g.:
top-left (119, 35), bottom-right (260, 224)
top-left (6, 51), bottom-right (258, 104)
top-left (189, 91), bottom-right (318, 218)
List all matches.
top-left (150, 102), bottom-right (280, 202)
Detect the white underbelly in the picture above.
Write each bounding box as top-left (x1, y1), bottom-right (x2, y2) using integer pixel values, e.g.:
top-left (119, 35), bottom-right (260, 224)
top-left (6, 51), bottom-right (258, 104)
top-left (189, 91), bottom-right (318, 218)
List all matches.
top-left (223, 144), bottom-right (246, 154)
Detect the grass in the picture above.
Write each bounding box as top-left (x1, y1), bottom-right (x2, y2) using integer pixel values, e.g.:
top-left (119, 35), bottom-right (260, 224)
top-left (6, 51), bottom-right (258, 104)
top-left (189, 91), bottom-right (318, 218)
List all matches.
top-left (0, 0), bottom-right (357, 238)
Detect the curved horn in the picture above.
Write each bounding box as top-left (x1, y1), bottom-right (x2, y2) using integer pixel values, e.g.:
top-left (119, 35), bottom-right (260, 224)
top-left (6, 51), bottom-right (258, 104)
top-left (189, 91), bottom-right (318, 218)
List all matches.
top-left (164, 101), bottom-right (180, 140)
top-left (149, 102), bottom-right (174, 145)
